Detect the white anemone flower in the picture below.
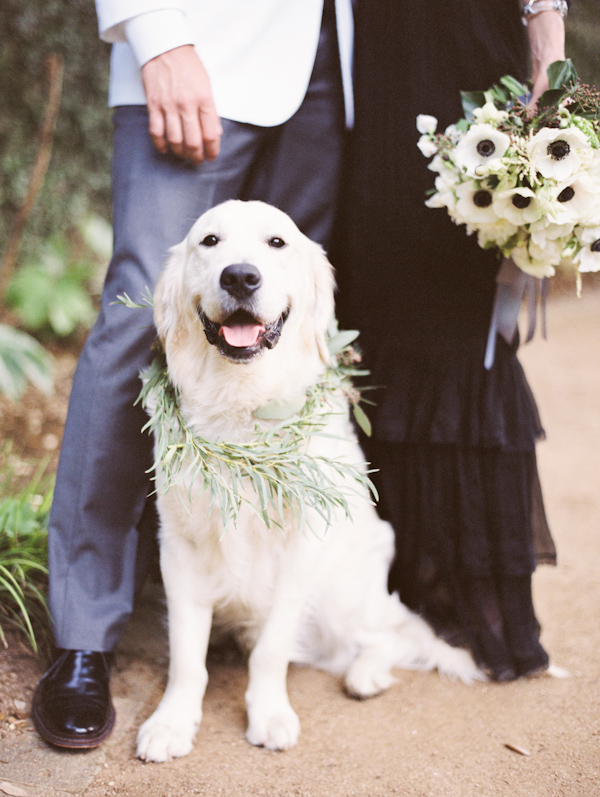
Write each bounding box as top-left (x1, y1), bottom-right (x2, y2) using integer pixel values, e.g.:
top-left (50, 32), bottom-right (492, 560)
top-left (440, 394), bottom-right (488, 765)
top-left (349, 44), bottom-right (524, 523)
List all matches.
top-left (454, 181), bottom-right (498, 225)
top-left (511, 243), bottom-right (556, 278)
top-left (548, 173), bottom-right (599, 225)
top-left (472, 101), bottom-right (509, 126)
top-left (493, 187), bottom-right (544, 225)
top-left (528, 126), bottom-right (594, 182)
top-left (454, 124), bottom-right (511, 177)
top-left (416, 114), bottom-right (438, 135)
top-left (574, 225), bottom-right (600, 273)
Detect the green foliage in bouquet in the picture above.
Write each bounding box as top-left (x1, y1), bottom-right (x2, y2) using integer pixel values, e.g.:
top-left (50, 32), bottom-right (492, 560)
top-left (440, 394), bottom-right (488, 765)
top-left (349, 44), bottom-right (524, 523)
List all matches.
top-left (460, 60), bottom-right (599, 136)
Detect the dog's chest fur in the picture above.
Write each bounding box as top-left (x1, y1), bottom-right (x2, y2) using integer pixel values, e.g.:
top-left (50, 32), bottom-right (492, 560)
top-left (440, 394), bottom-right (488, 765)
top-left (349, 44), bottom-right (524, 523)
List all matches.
top-left (157, 481), bottom-right (313, 641)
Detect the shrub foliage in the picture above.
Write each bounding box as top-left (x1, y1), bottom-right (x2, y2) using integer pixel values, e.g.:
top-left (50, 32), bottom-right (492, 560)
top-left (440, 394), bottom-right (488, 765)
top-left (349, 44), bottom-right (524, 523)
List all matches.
top-left (0, 1), bottom-right (112, 264)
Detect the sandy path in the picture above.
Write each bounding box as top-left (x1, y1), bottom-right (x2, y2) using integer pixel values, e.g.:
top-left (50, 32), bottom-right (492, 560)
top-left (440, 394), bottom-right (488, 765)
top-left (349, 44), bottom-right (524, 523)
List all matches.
top-left (1, 283), bottom-right (599, 797)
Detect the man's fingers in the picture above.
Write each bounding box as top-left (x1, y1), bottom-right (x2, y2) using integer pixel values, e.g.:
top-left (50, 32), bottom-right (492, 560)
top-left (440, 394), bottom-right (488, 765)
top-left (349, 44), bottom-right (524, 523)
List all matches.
top-left (199, 108), bottom-right (222, 161)
top-left (141, 46), bottom-right (223, 164)
top-left (147, 107), bottom-right (169, 155)
top-left (164, 109), bottom-right (187, 159)
top-left (180, 111), bottom-right (206, 164)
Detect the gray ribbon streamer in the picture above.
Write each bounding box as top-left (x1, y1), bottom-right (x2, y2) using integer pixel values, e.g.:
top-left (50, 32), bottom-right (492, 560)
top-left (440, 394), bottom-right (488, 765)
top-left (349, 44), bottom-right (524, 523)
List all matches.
top-left (484, 257), bottom-right (548, 370)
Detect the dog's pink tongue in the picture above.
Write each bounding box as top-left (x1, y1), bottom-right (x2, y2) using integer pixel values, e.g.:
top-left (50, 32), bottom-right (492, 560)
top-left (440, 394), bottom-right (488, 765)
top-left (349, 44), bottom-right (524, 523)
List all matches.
top-left (220, 324), bottom-right (263, 348)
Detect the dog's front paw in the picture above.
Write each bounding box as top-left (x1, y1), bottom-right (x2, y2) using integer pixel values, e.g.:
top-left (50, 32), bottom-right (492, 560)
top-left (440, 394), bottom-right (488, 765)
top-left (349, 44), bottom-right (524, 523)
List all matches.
top-left (137, 709), bottom-right (201, 763)
top-left (245, 702), bottom-right (300, 751)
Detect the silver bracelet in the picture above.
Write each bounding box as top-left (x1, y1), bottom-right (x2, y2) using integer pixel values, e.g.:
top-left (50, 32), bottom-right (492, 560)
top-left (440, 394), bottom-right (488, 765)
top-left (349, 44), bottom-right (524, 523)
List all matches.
top-left (522, 0), bottom-right (568, 25)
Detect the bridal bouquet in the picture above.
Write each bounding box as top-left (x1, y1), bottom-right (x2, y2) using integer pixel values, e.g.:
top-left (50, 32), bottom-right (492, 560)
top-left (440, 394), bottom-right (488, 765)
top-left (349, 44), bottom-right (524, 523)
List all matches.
top-left (417, 60), bottom-right (600, 281)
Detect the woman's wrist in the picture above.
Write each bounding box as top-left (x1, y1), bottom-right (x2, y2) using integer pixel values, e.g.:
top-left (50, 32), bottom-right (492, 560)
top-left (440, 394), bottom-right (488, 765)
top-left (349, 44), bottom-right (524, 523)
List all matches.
top-left (522, 0), bottom-right (568, 25)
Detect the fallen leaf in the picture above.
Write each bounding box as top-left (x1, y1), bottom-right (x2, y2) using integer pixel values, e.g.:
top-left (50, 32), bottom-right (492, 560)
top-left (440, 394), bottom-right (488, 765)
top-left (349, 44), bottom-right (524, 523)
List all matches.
top-left (0, 781), bottom-right (31, 797)
top-left (504, 742), bottom-right (531, 757)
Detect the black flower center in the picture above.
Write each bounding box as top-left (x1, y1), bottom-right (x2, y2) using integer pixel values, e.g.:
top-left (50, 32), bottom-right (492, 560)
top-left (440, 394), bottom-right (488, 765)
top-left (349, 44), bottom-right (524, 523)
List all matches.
top-left (476, 139), bottom-right (496, 158)
top-left (547, 140), bottom-right (571, 161)
top-left (557, 186), bottom-right (575, 203)
top-left (473, 190), bottom-right (493, 208)
top-left (591, 239), bottom-right (600, 253)
top-left (511, 194), bottom-right (531, 209)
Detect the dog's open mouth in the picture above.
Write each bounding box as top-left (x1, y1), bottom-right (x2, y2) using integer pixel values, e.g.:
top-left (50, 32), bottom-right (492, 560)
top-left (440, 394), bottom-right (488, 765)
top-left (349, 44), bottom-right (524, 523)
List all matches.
top-left (199, 307), bottom-right (290, 361)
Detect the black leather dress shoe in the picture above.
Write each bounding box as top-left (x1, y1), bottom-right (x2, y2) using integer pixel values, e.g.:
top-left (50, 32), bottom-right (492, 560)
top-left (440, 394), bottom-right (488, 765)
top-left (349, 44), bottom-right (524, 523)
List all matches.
top-left (32, 650), bottom-right (116, 749)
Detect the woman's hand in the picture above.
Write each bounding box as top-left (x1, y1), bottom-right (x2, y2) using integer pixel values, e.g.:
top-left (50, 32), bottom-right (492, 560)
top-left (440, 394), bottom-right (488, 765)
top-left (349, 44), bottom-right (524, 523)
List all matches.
top-left (526, 11), bottom-right (566, 107)
top-left (141, 45), bottom-right (223, 164)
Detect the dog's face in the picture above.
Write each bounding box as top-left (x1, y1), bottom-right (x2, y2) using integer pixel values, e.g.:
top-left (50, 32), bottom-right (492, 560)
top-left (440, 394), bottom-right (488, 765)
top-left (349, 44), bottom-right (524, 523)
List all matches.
top-left (155, 200), bottom-right (335, 365)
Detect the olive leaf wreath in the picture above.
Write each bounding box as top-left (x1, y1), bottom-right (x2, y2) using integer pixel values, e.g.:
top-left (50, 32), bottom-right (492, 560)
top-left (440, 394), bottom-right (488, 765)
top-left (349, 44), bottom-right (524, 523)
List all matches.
top-left (118, 291), bottom-right (376, 535)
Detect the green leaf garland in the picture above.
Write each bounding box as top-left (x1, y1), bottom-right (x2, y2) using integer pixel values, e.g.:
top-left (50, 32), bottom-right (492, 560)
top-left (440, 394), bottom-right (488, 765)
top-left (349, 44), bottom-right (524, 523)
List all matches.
top-left (122, 294), bottom-right (376, 535)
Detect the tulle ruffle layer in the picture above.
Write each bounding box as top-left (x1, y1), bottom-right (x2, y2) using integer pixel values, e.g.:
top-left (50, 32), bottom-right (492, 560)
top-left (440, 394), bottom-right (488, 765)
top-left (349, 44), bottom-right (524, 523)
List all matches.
top-left (359, 333), bottom-right (544, 451)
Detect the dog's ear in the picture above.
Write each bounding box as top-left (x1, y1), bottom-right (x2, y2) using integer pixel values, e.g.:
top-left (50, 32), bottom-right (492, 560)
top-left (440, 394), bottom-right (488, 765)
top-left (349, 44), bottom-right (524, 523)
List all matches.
top-left (308, 242), bottom-right (336, 364)
top-left (154, 240), bottom-right (187, 347)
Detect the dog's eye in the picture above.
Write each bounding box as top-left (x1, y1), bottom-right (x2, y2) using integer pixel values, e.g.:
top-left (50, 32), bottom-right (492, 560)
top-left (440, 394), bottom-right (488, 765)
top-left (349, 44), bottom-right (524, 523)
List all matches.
top-left (200, 234), bottom-right (220, 247)
top-left (268, 237), bottom-right (286, 249)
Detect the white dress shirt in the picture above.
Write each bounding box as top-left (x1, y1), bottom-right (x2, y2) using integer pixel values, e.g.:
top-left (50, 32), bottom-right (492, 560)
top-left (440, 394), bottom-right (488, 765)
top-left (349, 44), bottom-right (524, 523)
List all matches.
top-left (95, 0), bottom-right (354, 127)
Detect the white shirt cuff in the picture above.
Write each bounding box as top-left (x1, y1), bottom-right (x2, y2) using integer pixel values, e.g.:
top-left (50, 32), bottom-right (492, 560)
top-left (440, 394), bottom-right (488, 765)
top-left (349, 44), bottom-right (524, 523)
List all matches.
top-left (124, 9), bottom-right (194, 67)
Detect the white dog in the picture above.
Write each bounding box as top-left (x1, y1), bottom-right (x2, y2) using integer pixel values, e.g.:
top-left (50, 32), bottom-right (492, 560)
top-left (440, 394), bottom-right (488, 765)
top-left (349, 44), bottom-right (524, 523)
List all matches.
top-left (136, 200), bottom-right (481, 763)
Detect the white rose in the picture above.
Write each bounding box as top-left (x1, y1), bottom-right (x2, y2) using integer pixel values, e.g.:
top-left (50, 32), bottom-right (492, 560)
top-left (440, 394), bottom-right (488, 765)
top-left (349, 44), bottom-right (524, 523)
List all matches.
top-left (529, 237), bottom-right (566, 265)
top-left (530, 218), bottom-right (574, 247)
top-left (511, 243), bottom-right (556, 278)
top-left (476, 218), bottom-right (519, 248)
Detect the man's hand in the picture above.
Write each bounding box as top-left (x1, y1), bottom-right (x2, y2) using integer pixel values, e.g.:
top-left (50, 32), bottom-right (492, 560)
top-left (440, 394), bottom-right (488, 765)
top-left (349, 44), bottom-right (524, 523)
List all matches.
top-left (141, 45), bottom-right (222, 164)
top-left (526, 11), bottom-right (566, 107)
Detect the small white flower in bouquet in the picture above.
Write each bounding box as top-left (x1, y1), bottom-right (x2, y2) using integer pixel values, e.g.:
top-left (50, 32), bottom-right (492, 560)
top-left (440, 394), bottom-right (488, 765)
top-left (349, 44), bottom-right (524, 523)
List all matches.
top-left (416, 60), bottom-right (600, 284)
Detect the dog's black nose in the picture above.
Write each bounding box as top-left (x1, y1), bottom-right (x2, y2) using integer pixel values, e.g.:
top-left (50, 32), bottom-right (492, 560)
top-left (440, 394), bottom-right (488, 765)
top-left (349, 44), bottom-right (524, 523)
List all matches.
top-left (220, 263), bottom-right (262, 300)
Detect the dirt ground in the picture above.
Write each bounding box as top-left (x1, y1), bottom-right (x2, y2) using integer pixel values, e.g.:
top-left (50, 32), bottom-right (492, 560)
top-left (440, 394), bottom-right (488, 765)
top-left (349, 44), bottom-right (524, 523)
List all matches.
top-left (0, 282), bottom-right (599, 797)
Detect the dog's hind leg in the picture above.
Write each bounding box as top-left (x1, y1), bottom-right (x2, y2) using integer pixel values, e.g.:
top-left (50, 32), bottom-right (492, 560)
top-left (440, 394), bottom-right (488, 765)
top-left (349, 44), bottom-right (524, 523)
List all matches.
top-left (137, 538), bottom-right (213, 762)
top-left (343, 594), bottom-right (484, 698)
top-left (343, 635), bottom-right (398, 699)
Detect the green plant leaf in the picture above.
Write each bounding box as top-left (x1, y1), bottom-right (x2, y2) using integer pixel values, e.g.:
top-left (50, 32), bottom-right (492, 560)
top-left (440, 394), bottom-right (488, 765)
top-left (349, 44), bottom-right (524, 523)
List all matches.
top-left (547, 59), bottom-right (578, 90)
top-left (0, 445), bottom-right (53, 653)
top-left (536, 88), bottom-right (568, 110)
top-left (460, 91), bottom-right (486, 120)
top-left (352, 403), bottom-right (372, 438)
top-left (0, 324), bottom-right (53, 400)
top-left (499, 74), bottom-right (529, 98)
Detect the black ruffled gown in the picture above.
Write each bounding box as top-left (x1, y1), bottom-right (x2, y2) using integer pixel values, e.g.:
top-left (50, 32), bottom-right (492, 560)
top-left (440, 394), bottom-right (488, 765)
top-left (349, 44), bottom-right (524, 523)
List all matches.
top-left (333, 0), bottom-right (556, 681)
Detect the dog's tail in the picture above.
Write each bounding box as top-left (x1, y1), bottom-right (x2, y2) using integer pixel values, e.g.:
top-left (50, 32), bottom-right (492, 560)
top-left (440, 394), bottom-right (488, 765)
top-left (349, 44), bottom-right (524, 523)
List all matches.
top-left (390, 597), bottom-right (486, 685)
